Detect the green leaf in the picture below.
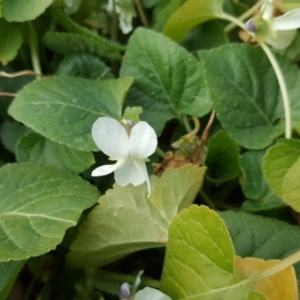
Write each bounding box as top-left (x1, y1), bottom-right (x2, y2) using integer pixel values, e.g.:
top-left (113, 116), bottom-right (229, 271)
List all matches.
top-left (121, 28), bottom-right (210, 135)
top-left (0, 19), bottom-right (22, 65)
top-left (161, 205), bottom-right (253, 299)
top-left (151, 164), bottom-right (206, 224)
top-left (9, 76), bottom-right (133, 151)
top-left (68, 166), bottom-right (202, 268)
top-left (43, 32), bottom-right (121, 61)
top-left (2, 0), bottom-right (52, 21)
top-left (240, 150), bottom-right (284, 212)
top-left (152, 0), bottom-right (184, 31)
top-left (0, 120), bottom-right (30, 153)
top-left (16, 132), bottom-right (94, 174)
top-left (0, 163), bottom-right (99, 261)
top-left (55, 54), bottom-right (114, 79)
top-left (220, 210), bottom-right (300, 258)
top-left (205, 131), bottom-right (240, 183)
top-left (199, 44), bottom-right (300, 149)
top-left (67, 183), bottom-right (169, 268)
top-left (0, 260), bottom-right (25, 300)
top-left (262, 139), bottom-right (300, 211)
top-left (163, 0), bottom-right (224, 42)
top-left (182, 20), bottom-right (229, 52)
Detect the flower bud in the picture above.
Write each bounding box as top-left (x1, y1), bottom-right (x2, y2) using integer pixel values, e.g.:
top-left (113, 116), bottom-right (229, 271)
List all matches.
top-left (245, 18), bottom-right (256, 32)
top-left (120, 282), bottom-right (131, 299)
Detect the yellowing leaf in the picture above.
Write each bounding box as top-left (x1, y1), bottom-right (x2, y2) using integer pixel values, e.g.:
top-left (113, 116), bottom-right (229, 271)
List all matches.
top-left (235, 256), bottom-right (298, 300)
top-left (151, 164), bottom-right (206, 224)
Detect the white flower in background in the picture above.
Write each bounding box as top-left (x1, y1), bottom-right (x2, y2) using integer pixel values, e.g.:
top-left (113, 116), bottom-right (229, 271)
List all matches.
top-left (91, 117), bottom-right (157, 196)
top-left (245, 0), bottom-right (300, 49)
top-left (106, 0), bottom-right (136, 34)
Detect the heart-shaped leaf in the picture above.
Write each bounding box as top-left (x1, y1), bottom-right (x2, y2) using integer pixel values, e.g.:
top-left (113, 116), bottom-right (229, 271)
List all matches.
top-left (16, 132), bottom-right (94, 174)
top-left (9, 76), bottom-right (133, 151)
top-left (121, 28), bottom-right (210, 135)
top-left (0, 163), bottom-right (99, 261)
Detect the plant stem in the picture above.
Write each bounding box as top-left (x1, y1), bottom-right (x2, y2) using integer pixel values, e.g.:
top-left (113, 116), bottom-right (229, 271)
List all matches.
top-left (0, 70), bottom-right (40, 78)
top-left (251, 250), bottom-right (300, 282)
top-left (221, 13), bottom-right (245, 31)
top-left (110, 0), bottom-right (118, 41)
top-left (260, 43), bottom-right (291, 138)
top-left (224, 0), bottom-right (265, 33)
top-left (199, 190), bottom-right (217, 210)
top-left (27, 23), bottom-right (42, 75)
top-left (155, 146), bottom-right (166, 158)
top-left (182, 115), bottom-right (193, 133)
top-left (133, 0), bottom-right (150, 28)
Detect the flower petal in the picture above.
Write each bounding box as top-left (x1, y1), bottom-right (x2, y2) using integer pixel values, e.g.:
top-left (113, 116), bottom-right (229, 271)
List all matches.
top-left (261, 0), bottom-right (273, 20)
top-left (91, 159), bottom-right (125, 177)
top-left (114, 158), bottom-right (148, 187)
top-left (92, 117), bottom-right (129, 158)
top-left (129, 121), bottom-right (157, 159)
top-left (134, 159), bottom-right (151, 197)
top-left (272, 8), bottom-right (300, 31)
top-left (265, 29), bottom-right (297, 49)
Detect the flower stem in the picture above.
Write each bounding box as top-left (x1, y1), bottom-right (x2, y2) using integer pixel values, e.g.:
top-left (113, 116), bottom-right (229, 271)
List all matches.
top-left (27, 22), bottom-right (42, 75)
top-left (155, 146), bottom-right (166, 158)
top-left (133, 0), bottom-right (150, 28)
top-left (182, 115), bottom-right (193, 133)
top-left (221, 13), bottom-right (245, 31)
top-left (224, 0), bottom-right (265, 33)
top-left (220, 13), bottom-right (292, 139)
top-left (260, 42), bottom-right (291, 138)
top-left (199, 190), bottom-right (217, 210)
top-left (110, 0), bottom-right (118, 41)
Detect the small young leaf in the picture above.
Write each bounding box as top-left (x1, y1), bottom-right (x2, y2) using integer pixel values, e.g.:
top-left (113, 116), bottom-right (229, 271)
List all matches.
top-left (67, 183), bottom-right (169, 268)
top-left (163, 0), bottom-right (224, 41)
top-left (122, 106), bottom-right (143, 123)
top-left (0, 19), bottom-right (22, 65)
top-left (2, 0), bottom-right (52, 21)
top-left (0, 163), bottom-right (99, 261)
top-left (16, 132), bottom-right (94, 174)
top-left (262, 139), bottom-right (300, 211)
top-left (151, 164), bottom-right (206, 224)
top-left (121, 28), bottom-right (210, 135)
top-left (9, 77), bottom-right (132, 151)
top-left (205, 131), bottom-right (240, 183)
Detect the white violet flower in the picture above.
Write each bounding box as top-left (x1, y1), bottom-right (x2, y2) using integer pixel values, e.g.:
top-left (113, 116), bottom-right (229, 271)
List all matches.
top-left (245, 0), bottom-right (300, 49)
top-left (91, 117), bottom-right (157, 196)
top-left (106, 0), bottom-right (136, 34)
